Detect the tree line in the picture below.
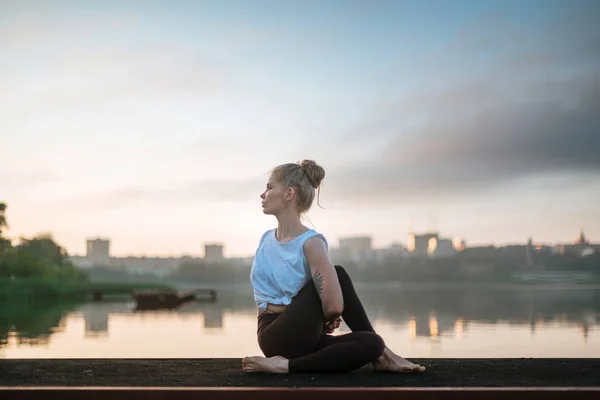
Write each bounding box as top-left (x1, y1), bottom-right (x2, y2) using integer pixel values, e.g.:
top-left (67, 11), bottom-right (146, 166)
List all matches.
top-left (0, 202), bottom-right (86, 281)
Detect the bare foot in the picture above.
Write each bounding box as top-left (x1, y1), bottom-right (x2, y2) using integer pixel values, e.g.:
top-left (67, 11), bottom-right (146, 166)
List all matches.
top-left (372, 348), bottom-right (425, 373)
top-left (241, 356), bottom-right (289, 373)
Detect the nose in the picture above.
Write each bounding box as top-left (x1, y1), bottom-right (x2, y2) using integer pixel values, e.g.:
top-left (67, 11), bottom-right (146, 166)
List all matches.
top-left (260, 192), bottom-right (266, 199)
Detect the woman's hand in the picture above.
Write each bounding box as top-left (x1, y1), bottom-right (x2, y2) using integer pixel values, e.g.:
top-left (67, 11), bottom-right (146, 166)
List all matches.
top-left (324, 316), bottom-right (343, 334)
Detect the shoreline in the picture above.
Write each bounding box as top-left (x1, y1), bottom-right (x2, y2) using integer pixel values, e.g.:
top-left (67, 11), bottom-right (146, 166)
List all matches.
top-left (0, 278), bottom-right (173, 302)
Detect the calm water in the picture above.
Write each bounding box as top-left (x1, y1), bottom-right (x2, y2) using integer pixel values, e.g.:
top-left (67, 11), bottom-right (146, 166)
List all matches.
top-left (1, 285), bottom-right (599, 358)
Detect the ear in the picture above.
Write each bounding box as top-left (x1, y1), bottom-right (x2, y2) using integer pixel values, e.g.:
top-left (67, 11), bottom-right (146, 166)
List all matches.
top-left (285, 186), bottom-right (295, 202)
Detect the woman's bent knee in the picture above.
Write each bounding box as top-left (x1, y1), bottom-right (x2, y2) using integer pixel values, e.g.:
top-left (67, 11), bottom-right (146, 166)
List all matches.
top-left (334, 265), bottom-right (356, 286)
top-left (334, 264), bottom-right (349, 278)
top-left (363, 332), bottom-right (386, 359)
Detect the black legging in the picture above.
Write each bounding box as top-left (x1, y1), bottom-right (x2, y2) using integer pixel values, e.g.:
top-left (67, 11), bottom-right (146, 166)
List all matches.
top-left (256, 265), bottom-right (385, 373)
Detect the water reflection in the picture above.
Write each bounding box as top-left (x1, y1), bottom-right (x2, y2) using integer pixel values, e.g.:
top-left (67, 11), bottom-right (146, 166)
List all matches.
top-left (1, 286), bottom-right (599, 358)
top-left (0, 301), bottom-right (76, 348)
top-left (78, 300), bottom-right (227, 336)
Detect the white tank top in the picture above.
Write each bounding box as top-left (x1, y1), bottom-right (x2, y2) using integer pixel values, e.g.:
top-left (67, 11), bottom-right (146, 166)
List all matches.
top-left (250, 228), bottom-right (328, 311)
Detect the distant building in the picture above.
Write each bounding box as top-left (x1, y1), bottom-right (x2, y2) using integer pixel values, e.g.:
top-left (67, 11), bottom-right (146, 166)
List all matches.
top-left (408, 232), bottom-right (459, 258)
top-left (69, 254), bottom-right (92, 269)
top-left (204, 243), bottom-right (224, 263)
top-left (86, 238), bottom-right (110, 266)
top-left (429, 238), bottom-right (456, 258)
top-left (453, 238), bottom-right (467, 251)
top-left (407, 232), bottom-right (438, 257)
top-left (339, 236), bottom-right (372, 252)
top-left (575, 229), bottom-right (590, 246)
top-left (110, 256), bottom-right (181, 277)
top-left (554, 229), bottom-right (598, 257)
top-left (71, 238), bottom-right (234, 276)
top-left (337, 236), bottom-right (373, 263)
top-left (370, 242), bottom-right (409, 263)
top-left (384, 242), bottom-right (408, 257)
top-left (525, 238), bottom-right (534, 267)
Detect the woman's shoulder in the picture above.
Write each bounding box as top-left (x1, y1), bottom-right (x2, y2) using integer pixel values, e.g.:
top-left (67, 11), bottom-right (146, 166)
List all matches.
top-left (300, 229), bottom-right (329, 249)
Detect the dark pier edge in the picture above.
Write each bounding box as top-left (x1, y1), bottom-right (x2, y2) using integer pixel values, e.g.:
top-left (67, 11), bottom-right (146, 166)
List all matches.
top-left (1, 358), bottom-right (599, 399)
top-left (2, 387), bottom-right (600, 400)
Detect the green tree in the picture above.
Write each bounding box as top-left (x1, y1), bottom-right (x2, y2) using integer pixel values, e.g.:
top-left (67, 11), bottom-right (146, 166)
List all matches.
top-left (0, 202), bottom-right (8, 239)
top-left (17, 233), bottom-right (70, 268)
top-left (0, 202), bottom-right (11, 271)
top-left (7, 233), bottom-right (87, 280)
top-left (0, 203), bottom-right (86, 281)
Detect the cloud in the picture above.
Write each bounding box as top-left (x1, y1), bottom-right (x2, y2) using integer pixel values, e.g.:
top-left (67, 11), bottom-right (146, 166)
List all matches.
top-left (0, 171), bottom-right (59, 191)
top-left (330, 71), bottom-right (600, 199)
top-left (1, 48), bottom-right (223, 114)
top-left (70, 71), bottom-right (600, 209)
top-left (55, 176), bottom-right (268, 210)
top-left (0, 8), bottom-right (225, 120)
top-left (325, 4), bottom-right (600, 203)
top-left (7, 1), bottom-right (600, 211)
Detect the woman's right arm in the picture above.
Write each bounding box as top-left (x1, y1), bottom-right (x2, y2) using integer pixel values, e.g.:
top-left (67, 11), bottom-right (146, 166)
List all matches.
top-left (303, 236), bottom-right (344, 320)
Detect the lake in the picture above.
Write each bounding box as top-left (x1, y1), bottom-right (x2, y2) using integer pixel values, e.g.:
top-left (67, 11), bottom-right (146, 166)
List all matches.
top-left (1, 284), bottom-right (599, 359)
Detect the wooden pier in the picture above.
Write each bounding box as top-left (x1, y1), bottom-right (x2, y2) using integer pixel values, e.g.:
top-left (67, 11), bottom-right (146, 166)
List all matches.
top-left (0, 358), bottom-right (598, 399)
top-left (132, 289), bottom-right (217, 310)
top-left (2, 386), bottom-right (598, 400)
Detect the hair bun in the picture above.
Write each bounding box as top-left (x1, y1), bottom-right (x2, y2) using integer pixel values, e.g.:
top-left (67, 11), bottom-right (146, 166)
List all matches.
top-left (299, 159), bottom-right (325, 189)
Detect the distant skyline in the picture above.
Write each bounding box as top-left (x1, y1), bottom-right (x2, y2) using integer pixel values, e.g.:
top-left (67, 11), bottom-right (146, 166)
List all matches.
top-left (2, 0), bottom-right (599, 257)
top-left (73, 227), bottom-right (591, 259)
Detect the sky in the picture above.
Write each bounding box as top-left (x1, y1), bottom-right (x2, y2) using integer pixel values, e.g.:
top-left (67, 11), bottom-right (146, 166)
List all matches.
top-left (1, 0), bottom-right (599, 257)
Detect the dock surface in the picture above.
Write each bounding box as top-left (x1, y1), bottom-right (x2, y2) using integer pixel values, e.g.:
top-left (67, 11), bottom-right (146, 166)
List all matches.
top-left (1, 358), bottom-right (598, 387)
top-left (2, 358), bottom-right (598, 400)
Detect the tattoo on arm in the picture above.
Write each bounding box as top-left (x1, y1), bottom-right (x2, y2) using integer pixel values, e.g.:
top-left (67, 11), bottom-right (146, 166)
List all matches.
top-left (313, 271), bottom-right (324, 295)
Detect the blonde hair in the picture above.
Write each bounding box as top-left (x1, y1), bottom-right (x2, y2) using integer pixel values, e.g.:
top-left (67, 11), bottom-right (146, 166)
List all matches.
top-left (272, 159), bottom-right (325, 213)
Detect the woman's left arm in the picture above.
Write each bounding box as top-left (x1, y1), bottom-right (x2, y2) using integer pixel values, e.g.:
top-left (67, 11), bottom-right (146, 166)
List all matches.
top-left (304, 236), bottom-right (344, 320)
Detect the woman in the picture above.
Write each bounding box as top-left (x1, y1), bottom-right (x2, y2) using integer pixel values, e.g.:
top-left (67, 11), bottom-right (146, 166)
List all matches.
top-left (242, 159), bottom-right (425, 374)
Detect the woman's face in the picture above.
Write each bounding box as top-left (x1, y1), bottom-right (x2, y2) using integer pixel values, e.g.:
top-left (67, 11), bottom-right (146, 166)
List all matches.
top-left (260, 175), bottom-right (291, 215)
